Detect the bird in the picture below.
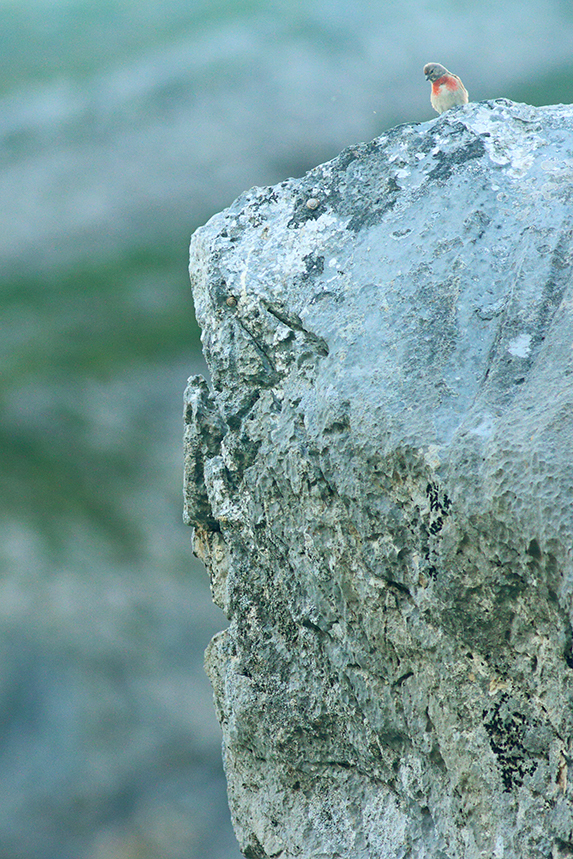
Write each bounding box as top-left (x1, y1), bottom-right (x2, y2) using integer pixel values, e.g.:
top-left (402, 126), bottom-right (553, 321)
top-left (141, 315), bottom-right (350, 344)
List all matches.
top-left (423, 63), bottom-right (468, 114)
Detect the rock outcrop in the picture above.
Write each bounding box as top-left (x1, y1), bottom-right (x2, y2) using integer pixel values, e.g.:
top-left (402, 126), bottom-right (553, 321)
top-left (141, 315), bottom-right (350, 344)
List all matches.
top-left (185, 99), bottom-right (573, 858)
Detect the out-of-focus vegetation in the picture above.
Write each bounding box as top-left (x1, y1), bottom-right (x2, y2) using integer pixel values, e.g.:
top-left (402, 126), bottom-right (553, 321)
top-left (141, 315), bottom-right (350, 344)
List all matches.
top-left (0, 0), bottom-right (266, 91)
top-left (2, 245), bottom-right (199, 548)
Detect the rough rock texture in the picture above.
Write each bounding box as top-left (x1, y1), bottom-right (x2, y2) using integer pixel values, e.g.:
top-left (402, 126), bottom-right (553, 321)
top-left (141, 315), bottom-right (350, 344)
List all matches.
top-left (185, 100), bottom-right (573, 858)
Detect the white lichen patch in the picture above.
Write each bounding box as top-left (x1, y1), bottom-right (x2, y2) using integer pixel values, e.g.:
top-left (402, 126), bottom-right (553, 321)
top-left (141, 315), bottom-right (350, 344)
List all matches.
top-left (466, 102), bottom-right (544, 176)
top-left (508, 333), bottom-right (532, 358)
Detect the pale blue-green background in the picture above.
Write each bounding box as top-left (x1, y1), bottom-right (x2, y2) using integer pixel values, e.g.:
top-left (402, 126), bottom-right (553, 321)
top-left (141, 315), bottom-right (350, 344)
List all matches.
top-left (1, 1), bottom-right (572, 857)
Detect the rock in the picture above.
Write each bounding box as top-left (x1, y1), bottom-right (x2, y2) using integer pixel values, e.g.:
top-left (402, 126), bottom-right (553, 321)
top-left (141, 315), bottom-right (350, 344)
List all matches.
top-left (185, 99), bottom-right (573, 858)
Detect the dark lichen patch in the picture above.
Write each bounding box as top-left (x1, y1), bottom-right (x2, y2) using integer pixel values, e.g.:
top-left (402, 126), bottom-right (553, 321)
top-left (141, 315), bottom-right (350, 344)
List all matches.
top-left (426, 481), bottom-right (452, 536)
top-left (483, 694), bottom-right (538, 791)
top-left (287, 194), bottom-right (327, 228)
top-left (334, 144), bottom-right (365, 172)
top-left (346, 176), bottom-right (400, 232)
top-left (302, 253), bottom-right (325, 279)
top-left (428, 133), bottom-right (486, 182)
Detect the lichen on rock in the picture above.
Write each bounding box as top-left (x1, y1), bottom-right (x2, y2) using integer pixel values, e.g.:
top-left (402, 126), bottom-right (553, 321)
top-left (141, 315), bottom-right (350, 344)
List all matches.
top-left (185, 99), bottom-right (573, 858)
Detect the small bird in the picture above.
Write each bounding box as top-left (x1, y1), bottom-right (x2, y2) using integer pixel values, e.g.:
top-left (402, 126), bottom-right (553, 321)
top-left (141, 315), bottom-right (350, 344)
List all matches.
top-left (423, 62), bottom-right (468, 114)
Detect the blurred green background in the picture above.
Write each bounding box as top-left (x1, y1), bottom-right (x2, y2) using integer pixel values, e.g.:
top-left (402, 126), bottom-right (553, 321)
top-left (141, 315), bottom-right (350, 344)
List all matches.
top-left (1, 1), bottom-right (573, 857)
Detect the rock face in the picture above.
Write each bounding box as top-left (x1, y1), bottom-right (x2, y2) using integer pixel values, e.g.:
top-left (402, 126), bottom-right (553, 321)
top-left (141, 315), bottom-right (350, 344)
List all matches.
top-left (185, 100), bottom-right (573, 858)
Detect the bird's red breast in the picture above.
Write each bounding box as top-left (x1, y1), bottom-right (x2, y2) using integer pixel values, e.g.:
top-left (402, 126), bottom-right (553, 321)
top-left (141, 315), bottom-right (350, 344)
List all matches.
top-left (432, 75), bottom-right (459, 94)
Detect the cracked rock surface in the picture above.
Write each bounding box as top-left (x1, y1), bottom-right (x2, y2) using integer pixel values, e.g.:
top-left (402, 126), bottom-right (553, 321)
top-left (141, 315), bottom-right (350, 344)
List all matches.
top-left (185, 100), bottom-right (573, 858)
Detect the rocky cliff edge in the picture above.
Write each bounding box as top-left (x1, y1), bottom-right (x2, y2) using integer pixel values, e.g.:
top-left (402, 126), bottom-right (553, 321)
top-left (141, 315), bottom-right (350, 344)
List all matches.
top-left (185, 99), bottom-right (573, 859)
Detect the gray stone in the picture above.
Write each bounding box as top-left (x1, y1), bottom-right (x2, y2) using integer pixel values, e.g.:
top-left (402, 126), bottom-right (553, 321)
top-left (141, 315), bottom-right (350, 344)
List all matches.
top-left (185, 99), bottom-right (573, 858)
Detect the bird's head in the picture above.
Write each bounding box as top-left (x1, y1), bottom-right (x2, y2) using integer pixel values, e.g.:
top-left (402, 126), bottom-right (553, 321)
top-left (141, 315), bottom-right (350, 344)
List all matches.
top-left (423, 63), bottom-right (449, 82)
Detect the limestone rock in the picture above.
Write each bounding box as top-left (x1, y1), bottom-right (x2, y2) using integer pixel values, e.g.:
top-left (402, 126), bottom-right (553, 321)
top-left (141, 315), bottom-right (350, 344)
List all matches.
top-left (185, 100), bottom-right (573, 858)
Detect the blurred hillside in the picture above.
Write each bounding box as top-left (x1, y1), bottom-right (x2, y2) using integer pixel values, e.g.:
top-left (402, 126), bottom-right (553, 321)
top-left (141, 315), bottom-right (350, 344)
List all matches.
top-left (1, 1), bottom-right (573, 858)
